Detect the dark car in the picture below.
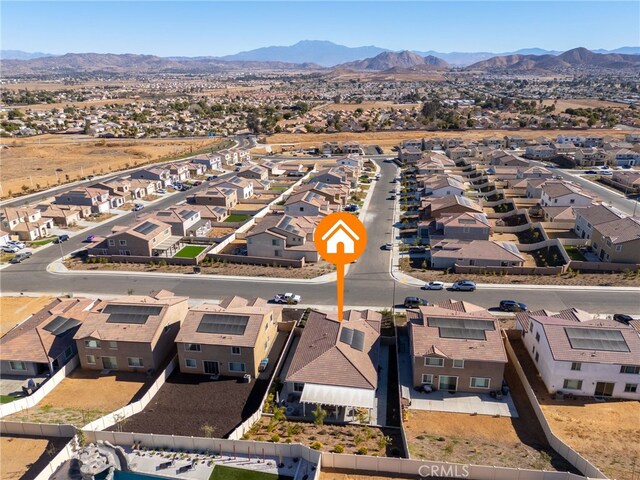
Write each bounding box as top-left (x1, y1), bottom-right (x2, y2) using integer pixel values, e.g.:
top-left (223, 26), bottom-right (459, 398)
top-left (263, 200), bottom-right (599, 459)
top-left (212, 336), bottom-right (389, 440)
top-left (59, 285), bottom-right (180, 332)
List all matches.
top-left (9, 252), bottom-right (32, 263)
top-left (499, 300), bottom-right (528, 312)
top-left (584, 170), bottom-right (598, 175)
top-left (451, 280), bottom-right (476, 291)
top-left (613, 313), bottom-right (633, 324)
top-left (54, 234), bottom-right (70, 243)
top-left (403, 296), bottom-right (429, 308)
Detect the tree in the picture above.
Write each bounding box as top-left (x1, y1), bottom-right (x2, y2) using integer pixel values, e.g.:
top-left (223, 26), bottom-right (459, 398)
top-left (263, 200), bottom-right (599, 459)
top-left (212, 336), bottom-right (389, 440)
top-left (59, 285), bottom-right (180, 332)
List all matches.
top-left (246, 112), bottom-right (261, 134)
top-left (312, 404), bottom-right (327, 426)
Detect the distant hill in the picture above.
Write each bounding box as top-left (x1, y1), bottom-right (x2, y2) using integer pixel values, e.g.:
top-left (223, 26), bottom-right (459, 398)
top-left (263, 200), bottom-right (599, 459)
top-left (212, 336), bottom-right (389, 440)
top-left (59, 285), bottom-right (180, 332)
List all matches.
top-left (467, 47), bottom-right (640, 72)
top-left (219, 40), bottom-right (388, 68)
top-left (336, 51), bottom-right (449, 71)
top-left (1, 50), bottom-right (52, 60)
top-left (1, 52), bottom-right (323, 76)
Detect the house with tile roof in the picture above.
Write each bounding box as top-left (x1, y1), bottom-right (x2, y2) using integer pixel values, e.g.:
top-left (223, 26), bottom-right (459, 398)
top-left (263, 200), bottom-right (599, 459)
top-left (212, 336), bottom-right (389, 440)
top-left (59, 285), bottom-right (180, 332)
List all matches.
top-left (150, 207), bottom-right (208, 237)
top-left (1, 298), bottom-right (98, 376)
top-left (74, 290), bottom-right (189, 372)
top-left (407, 300), bottom-right (507, 392)
top-left (246, 214), bottom-right (320, 262)
top-left (591, 216), bottom-right (640, 264)
top-left (37, 204), bottom-right (88, 227)
top-left (430, 239), bottom-right (525, 269)
top-left (212, 176), bottom-right (254, 200)
top-left (175, 296), bottom-right (281, 378)
top-left (540, 182), bottom-right (593, 208)
top-left (574, 204), bottom-right (626, 240)
top-left (130, 166), bottom-right (172, 187)
top-left (190, 186), bottom-right (238, 208)
top-left (281, 309), bottom-right (381, 423)
top-left (516, 311), bottom-right (640, 399)
top-left (1, 207), bottom-right (54, 241)
top-left (54, 187), bottom-right (112, 213)
top-left (284, 191), bottom-right (332, 217)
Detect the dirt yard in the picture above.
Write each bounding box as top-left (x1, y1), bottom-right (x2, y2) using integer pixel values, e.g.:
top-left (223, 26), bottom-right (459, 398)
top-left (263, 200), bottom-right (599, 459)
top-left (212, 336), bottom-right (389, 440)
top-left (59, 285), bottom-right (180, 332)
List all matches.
top-left (0, 296), bottom-right (53, 337)
top-left (0, 135), bottom-right (225, 198)
top-left (541, 99), bottom-right (632, 112)
top-left (511, 337), bottom-right (640, 480)
top-left (0, 436), bottom-right (69, 480)
top-left (321, 473), bottom-right (409, 480)
top-left (65, 257), bottom-right (335, 280)
top-left (6, 370), bottom-right (147, 426)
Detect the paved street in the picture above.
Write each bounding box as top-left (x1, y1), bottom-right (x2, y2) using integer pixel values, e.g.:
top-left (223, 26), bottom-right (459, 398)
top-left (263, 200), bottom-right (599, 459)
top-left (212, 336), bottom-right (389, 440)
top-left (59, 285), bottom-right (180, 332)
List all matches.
top-left (2, 157), bottom-right (639, 314)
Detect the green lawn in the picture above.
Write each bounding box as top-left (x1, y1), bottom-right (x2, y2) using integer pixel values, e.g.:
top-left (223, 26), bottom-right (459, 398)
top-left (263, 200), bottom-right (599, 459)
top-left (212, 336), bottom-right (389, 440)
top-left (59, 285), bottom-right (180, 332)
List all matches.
top-left (174, 245), bottom-right (206, 258)
top-left (29, 237), bottom-right (56, 247)
top-left (209, 465), bottom-right (292, 480)
top-left (0, 395), bottom-right (18, 404)
top-left (564, 246), bottom-right (587, 261)
top-left (270, 186), bottom-right (288, 191)
top-left (224, 214), bottom-right (251, 223)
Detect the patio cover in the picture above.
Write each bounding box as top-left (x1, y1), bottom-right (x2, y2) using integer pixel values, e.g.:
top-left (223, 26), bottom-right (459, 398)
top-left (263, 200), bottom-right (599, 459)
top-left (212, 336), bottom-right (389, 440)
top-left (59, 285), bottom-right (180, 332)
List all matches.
top-left (153, 235), bottom-right (182, 252)
top-left (300, 383), bottom-right (375, 409)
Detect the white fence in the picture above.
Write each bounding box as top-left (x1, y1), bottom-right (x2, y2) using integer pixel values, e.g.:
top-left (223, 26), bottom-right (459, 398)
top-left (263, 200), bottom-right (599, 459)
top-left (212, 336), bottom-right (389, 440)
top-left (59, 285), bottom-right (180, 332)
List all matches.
top-left (34, 440), bottom-right (77, 480)
top-left (0, 420), bottom-right (76, 437)
top-left (320, 454), bottom-right (597, 480)
top-left (503, 339), bottom-right (607, 479)
top-left (0, 356), bottom-right (79, 418)
top-left (82, 355), bottom-right (178, 431)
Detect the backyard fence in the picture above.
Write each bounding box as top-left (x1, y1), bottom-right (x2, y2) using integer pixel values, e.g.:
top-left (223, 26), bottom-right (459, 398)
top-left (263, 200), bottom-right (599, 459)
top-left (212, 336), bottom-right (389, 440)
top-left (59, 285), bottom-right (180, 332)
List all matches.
top-left (503, 337), bottom-right (607, 479)
top-left (34, 439), bottom-right (77, 480)
top-left (207, 254), bottom-right (304, 268)
top-left (0, 356), bottom-right (79, 418)
top-left (0, 420), bottom-right (76, 437)
top-left (568, 260), bottom-right (640, 273)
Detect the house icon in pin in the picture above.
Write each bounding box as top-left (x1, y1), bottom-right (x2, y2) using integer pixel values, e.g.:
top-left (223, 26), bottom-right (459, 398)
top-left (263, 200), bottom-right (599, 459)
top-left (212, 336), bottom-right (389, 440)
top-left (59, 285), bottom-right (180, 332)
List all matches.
top-left (321, 219), bottom-right (360, 254)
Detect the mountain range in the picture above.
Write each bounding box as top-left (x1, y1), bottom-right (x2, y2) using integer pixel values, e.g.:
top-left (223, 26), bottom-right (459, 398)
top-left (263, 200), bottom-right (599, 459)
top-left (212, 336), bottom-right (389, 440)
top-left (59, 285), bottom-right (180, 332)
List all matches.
top-left (337, 51), bottom-right (449, 71)
top-left (3, 41), bottom-right (639, 67)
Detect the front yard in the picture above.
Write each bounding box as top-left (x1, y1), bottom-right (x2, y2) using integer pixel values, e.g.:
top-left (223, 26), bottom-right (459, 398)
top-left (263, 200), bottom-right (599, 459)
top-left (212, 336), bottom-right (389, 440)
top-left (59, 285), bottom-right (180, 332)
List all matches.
top-left (28, 237), bottom-right (56, 248)
top-left (225, 214), bottom-right (251, 223)
top-left (174, 245), bottom-right (206, 258)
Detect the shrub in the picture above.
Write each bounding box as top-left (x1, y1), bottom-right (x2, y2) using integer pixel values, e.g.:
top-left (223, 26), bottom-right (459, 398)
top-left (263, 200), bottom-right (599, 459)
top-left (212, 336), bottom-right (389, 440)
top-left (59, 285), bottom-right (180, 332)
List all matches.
top-left (310, 441), bottom-right (322, 450)
top-left (353, 434), bottom-right (363, 446)
top-left (333, 444), bottom-right (345, 454)
top-left (356, 447), bottom-right (368, 455)
top-left (270, 434), bottom-right (280, 443)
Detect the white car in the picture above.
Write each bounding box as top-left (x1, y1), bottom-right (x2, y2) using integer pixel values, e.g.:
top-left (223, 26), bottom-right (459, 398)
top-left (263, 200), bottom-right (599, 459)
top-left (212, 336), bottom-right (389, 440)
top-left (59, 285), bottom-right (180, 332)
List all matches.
top-left (8, 240), bottom-right (25, 249)
top-left (2, 244), bottom-right (20, 253)
top-left (274, 293), bottom-right (301, 305)
top-left (383, 242), bottom-right (393, 250)
top-left (422, 281), bottom-right (445, 290)
top-left (157, 189), bottom-right (167, 194)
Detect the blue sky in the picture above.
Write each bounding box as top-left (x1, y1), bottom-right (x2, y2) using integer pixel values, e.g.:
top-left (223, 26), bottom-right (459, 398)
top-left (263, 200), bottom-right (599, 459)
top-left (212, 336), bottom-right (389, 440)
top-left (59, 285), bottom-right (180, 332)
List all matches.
top-left (2, 1), bottom-right (638, 56)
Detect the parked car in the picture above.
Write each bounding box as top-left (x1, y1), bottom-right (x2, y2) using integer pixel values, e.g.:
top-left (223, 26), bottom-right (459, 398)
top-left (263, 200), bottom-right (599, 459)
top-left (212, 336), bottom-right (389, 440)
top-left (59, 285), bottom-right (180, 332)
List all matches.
top-left (1, 244), bottom-right (20, 253)
top-left (389, 194), bottom-right (396, 200)
top-left (499, 300), bottom-right (528, 312)
top-left (584, 170), bottom-right (598, 175)
top-left (133, 204), bottom-right (144, 212)
top-left (157, 188), bottom-right (167, 194)
top-left (601, 170), bottom-right (613, 176)
top-left (193, 181), bottom-right (203, 186)
top-left (451, 280), bottom-right (477, 291)
top-left (54, 234), bottom-right (70, 243)
top-left (403, 297), bottom-right (429, 308)
top-left (207, 175), bottom-right (219, 181)
top-left (383, 242), bottom-right (393, 250)
top-left (344, 204), bottom-right (359, 212)
top-left (258, 358), bottom-right (269, 372)
top-left (9, 251), bottom-right (32, 263)
top-left (422, 281), bottom-right (444, 290)
top-left (181, 184), bottom-right (193, 191)
top-left (8, 240), bottom-right (25, 249)
top-left (85, 235), bottom-right (96, 243)
top-left (274, 293), bottom-right (301, 305)
top-left (613, 313), bottom-right (633, 324)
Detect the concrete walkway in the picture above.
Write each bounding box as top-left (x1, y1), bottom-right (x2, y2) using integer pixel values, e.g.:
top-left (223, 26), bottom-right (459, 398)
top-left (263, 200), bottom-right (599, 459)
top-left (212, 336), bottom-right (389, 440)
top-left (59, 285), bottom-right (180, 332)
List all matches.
top-left (373, 343), bottom-right (389, 427)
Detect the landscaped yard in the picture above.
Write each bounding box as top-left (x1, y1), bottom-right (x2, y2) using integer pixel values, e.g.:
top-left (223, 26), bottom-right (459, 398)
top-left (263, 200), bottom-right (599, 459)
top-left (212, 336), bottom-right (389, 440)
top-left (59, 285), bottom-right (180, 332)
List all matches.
top-left (225, 214), bottom-right (251, 223)
top-left (270, 186), bottom-right (288, 192)
top-left (564, 246), bottom-right (587, 261)
top-left (174, 245), bottom-right (206, 258)
top-left (6, 370), bottom-right (147, 427)
top-left (28, 237), bottom-right (56, 247)
top-left (210, 465), bottom-right (292, 480)
top-left (0, 395), bottom-right (18, 404)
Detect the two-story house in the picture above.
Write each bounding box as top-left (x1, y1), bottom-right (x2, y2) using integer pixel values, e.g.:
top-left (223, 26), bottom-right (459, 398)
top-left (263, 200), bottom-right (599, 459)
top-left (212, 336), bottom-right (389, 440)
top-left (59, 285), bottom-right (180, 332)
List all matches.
top-left (591, 217), bottom-right (640, 264)
top-left (539, 182), bottom-right (593, 208)
top-left (89, 218), bottom-right (182, 258)
top-left (212, 176), bottom-right (254, 200)
top-left (246, 214), bottom-right (320, 262)
top-left (168, 163), bottom-right (191, 183)
top-left (1, 207), bottom-right (54, 241)
top-left (131, 167), bottom-right (172, 187)
top-left (284, 191), bottom-right (332, 217)
top-left (151, 207), bottom-right (209, 237)
top-left (573, 204), bottom-right (625, 240)
top-left (190, 186), bottom-right (238, 208)
top-left (54, 187), bottom-right (112, 214)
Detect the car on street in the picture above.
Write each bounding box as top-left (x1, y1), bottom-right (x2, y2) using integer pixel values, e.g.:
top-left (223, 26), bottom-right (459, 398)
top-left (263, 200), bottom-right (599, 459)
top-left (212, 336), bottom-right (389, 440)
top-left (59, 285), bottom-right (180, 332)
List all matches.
top-left (388, 194), bottom-right (396, 200)
top-left (383, 242), bottom-right (393, 250)
top-left (54, 234), bottom-right (70, 243)
top-left (2, 244), bottom-right (20, 253)
top-left (451, 280), bottom-right (477, 291)
top-left (258, 358), bottom-right (269, 372)
top-left (601, 170), bottom-right (613, 176)
top-left (207, 175), bottom-right (219, 181)
top-left (499, 300), bottom-right (528, 312)
top-left (9, 251), bottom-right (32, 263)
top-left (422, 281), bottom-right (444, 290)
top-left (584, 170), bottom-right (598, 175)
top-left (133, 204), bottom-right (144, 211)
top-left (403, 297), bottom-right (429, 308)
top-left (193, 181), bottom-right (203, 186)
top-left (273, 293), bottom-right (301, 305)
top-left (85, 235), bottom-right (97, 243)
top-left (157, 188), bottom-right (167, 194)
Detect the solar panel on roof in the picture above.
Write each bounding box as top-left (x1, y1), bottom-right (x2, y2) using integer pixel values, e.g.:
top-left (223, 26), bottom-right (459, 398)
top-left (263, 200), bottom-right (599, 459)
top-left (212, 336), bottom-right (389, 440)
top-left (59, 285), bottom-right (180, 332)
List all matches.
top-left (339, 327), bottom-right (354, 345)
top-left (197, 314), bottom-right (249, 335)
top-left (439, 328), bottom-right (486, 340)
top-left (428, 317), bottom-right (495, 331)
top-left (351, 330), bottom-right (366, 352)
top-left (103, 304), bottom-right (163, 325)
top-left (565, 327), bottom-right (629, 352)
top-left (43, 316), bottom-right (81, 336)
top-left (106, 314), bottom-right (150, 324)
top-left (133, 221), bottom-right (159, 236)
top-left (43, 316), bottom-right (68, 333)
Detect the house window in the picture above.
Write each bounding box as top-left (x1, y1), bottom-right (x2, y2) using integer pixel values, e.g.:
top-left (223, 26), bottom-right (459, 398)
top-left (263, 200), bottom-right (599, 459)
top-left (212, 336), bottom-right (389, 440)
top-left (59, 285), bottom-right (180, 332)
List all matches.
top-left (615, 245), bottom-right (622, 252)
top-left (274, 250), bottom-right (282, 257)
top-left (470, 377), bottom-right (490, 389)
top-left (127, 357), bottom-right (144, 368)
top-left (272, 239), bottom-right (281, 246)
top-left (424, 357), bottom-right (444, 367)
top-left (624, 384), bottom-right (638, 393)
top-left (64, 346), bottom-right (74, 359)
top-left (293, 382), bottom-right (304, 392)
top-left (563, 379), bottom-right (583, 390)
top-left (109, 341), bottom-right (118, 350)
top-left (571, 362), bottom-right (582, 371)
top-left (85, 340), bottom-right (101, 349)
top-left (231, 346), bottom-right (241, 355)
top-left (620, 365), bottom-right (640, 374)
top-left (247, 238), bottom-right (253, 244)
top-left (606, 239), bottom-right (612, 247)
top-left (529, 323), bottom-right (534, 333)
top-left (452, 359), bottom-right (465, 369)
top-left (108, 239), bottom-right (115, 246)
top-left (570, 199), bottom-right (575, 204)
top-left (535, 352), bottom-right (539, 362)
top-left (119, 240), bottom-right (127, 246)
top-left (9, 361), bottom-right (27, 371)
top-left (185, 358), bottom-right (197, 369)
top-left (184, 343), bottom-right (201, 352)
top-left (229, 362), bottom-right (245, 372)
top-left (535, 332), bottom-right (541, 342)
top-left (86, 355), bottom-right (96, 365)
top-left (421, 374), bottom-right (433, 385)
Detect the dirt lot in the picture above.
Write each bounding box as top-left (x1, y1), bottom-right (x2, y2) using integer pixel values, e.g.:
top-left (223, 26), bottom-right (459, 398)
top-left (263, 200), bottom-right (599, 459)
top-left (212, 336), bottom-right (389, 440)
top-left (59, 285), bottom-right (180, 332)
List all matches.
top-left (113, 331), bottom-right (288, 437)
top-left (400, 264), bottom-right (640, 287)
top-left (0, 296), bottom-right (53, 337)
top-left (0, 435), bottom-right (70, 480)
top-left (65, 257), bottom-right (335, 280)
top-left (245, 417), bottom-right (403, 456)
top-left (511, 337), bottom-right (640, 480)
top-left (7, 370), bottom-right (147, 426)
top-left (0, 135), bottom-right (225, 198)
top-left (541, 99), bottom-right (632, 112)
top-left (264, 129), bottom-right (627, 154)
